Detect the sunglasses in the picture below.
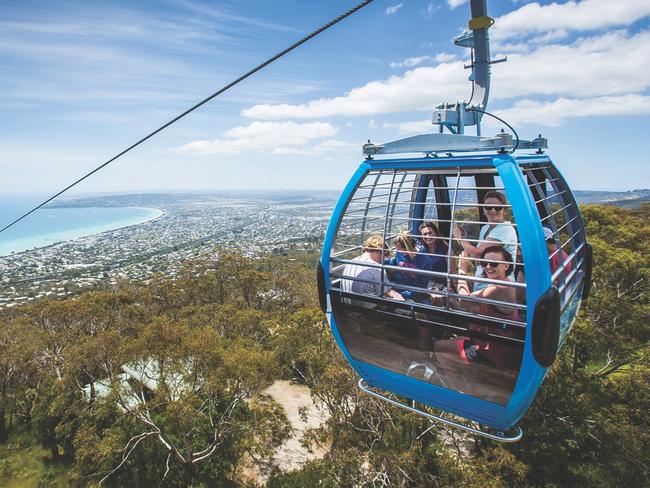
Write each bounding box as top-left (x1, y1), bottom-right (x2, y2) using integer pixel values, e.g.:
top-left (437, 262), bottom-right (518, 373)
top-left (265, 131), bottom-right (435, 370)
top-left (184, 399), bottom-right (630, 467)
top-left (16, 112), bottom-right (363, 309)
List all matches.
top-left (481, 260), bottom-right (504, 268)
top-left (484, 206), bottom-right (504, 212)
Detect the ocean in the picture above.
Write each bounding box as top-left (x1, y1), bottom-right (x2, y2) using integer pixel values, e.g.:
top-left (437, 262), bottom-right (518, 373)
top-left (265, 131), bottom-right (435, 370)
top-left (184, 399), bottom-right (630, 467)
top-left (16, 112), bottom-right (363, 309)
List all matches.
top-left (0, 195), bottom-right (162, 257)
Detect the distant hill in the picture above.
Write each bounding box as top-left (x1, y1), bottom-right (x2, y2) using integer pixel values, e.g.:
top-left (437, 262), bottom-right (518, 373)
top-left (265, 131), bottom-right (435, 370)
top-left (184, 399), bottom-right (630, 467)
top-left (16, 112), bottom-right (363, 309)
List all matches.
top-left (47, 190), bottom-right (340, 209)
top-left (47, 189), bottom-right (649, 210)
top-left (573, 189), bottom-right (650, 207)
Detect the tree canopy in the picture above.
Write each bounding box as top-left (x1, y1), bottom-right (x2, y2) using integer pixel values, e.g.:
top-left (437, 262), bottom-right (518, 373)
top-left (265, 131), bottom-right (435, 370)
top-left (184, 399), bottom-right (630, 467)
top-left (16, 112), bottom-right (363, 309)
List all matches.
top-left (1, 204), bottom-right (648, 487)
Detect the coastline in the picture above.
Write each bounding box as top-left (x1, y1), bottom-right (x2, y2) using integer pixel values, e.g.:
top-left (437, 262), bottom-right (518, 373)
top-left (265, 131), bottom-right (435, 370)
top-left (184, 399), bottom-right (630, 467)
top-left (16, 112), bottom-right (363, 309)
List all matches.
top-left (0, 207), bottom-right (164, 257)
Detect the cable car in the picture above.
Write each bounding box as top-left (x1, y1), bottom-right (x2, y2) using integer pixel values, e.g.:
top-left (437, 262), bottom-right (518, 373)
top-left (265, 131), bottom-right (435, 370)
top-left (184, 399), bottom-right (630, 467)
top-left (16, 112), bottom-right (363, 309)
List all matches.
top-left (317, 0), bottom-right (592, 441)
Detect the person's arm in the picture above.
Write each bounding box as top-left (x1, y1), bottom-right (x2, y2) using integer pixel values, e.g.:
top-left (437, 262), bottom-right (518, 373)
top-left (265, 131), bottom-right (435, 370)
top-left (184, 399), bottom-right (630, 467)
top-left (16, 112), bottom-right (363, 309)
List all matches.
top-left (455, 252), bottom-right (472, 296)
top-left (453, 225), bottom-right (498, 258)
top-left (480, 284), bottom-right (516, 315)
top-left (387, 289), bottom-right (406, 301)
top-left (431, 252), bottom-right (481, 313)
top-left (378, 267), bottom-right (406, 301)
top-left (515, 268), bottom-right (526, 304)
top-left (451, 254), bottom-right (484, 313)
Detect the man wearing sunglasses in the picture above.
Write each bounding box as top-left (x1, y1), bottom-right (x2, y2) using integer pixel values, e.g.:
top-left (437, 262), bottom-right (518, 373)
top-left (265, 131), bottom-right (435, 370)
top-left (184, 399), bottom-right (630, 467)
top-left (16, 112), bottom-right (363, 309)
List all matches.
top-left (452, 190), bottom-right (517, 291)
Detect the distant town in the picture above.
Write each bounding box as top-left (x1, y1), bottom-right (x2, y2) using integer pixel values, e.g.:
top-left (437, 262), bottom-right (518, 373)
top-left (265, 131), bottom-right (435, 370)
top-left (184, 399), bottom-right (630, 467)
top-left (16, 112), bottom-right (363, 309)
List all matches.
top-left (0, 192), bottom-right (337, 309)
top-left (0, 188), bottom-right (648, 309)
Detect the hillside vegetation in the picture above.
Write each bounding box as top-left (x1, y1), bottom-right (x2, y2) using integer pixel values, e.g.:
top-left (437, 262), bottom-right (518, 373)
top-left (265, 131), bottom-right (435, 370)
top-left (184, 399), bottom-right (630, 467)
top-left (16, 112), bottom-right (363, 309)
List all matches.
top-left (1, 204), bottom-right (648, 487)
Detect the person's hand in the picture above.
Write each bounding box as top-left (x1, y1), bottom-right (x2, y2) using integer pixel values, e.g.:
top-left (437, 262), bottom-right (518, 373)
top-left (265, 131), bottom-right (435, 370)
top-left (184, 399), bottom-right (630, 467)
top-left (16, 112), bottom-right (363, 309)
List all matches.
top-left (391, 291), bottom-right (406, 301)
top-left (452, 224), bottom-right (463, 240)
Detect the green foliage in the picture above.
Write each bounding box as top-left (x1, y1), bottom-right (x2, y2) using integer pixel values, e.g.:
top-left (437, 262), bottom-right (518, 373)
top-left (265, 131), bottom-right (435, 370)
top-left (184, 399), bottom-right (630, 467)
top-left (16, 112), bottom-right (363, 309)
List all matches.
top-left (514, 204), bottom-right (650, 487)
top-left (0, 249), bottom-right (303, 486)
top-left (1, 208), bottom-right (649, 488)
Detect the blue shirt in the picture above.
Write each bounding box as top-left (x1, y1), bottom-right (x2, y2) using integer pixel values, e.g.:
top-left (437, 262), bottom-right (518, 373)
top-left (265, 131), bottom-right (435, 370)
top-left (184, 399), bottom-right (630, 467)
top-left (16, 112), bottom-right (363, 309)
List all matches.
top-left (415, 241), bottom-right (448, 288)
top-left (385, 251), bottom-right (418, 299)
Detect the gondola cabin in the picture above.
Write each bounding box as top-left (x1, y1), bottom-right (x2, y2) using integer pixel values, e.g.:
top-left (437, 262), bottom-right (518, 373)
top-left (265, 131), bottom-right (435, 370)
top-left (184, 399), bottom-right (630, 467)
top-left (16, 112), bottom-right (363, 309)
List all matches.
top-left (318, 150), bottom-right (591, 438)
top-left (317, 0), bottom-right (591, 440)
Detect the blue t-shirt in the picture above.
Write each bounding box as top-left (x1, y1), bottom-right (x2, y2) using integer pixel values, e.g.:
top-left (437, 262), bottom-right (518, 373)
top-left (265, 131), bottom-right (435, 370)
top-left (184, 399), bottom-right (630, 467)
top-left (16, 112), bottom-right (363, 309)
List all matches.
top-left (415, 241), bottom-right (448, 288)
top-left (385, 251), bottom-right (418, 299)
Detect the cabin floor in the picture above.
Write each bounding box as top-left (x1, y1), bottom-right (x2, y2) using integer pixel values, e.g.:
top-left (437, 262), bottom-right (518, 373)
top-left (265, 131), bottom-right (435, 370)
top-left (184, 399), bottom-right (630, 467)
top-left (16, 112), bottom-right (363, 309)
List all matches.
top-left (335, 309), bottom-right (519, 406)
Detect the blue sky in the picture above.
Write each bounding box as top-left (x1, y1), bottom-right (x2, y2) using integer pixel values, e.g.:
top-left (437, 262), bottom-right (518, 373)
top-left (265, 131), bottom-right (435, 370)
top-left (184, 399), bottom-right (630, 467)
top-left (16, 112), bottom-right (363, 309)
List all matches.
top-left (1, 0), bottom-right (649, 197)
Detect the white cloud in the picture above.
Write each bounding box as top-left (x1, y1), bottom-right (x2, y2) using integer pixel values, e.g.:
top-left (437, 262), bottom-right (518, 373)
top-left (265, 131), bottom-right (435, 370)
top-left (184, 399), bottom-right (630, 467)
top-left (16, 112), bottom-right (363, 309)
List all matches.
top-left (447, 0), bottom-right (468, 9)
top-left (492, 0), bottom-right (650, 42)
top-left (242, 62), bottom-right (468, 119)
top-left (427, 4), bottom-right (436, 15)
top-left (173, 121), bottom-right (338, 155)
top-left (242, 29), bottom-right (650, 120)
top-left (435, 53), bottom-right (457, 63)
top-left (385, 3), bottom-right (403, 15)
top-left (491, 94), bottom-right (650, 127)
top-left (390, 55), bottom-right (433, 69)
top-left (390, 53), bottom-right (456, 69)
top-left (378, 94), bottom-right (650, 134)
top-left (383, 119), bottom-right (433, 134)
top-left (493, 30), bottom-right (650, 99)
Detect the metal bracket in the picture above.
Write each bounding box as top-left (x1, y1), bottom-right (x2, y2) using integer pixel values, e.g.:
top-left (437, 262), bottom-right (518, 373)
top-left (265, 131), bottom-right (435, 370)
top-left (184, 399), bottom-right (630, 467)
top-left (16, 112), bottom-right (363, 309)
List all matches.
top-left (362, 132), bottom-right (548, 156)
top-left (358, 379), bottom-right (523, 443)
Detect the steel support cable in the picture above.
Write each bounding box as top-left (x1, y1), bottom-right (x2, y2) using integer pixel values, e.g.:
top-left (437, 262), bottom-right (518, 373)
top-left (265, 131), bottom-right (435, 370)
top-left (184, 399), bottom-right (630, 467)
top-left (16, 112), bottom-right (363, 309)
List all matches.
top-left (466, 106), bottom-right (520, 152)
top-left (0, 0), bottom-right (375, 234)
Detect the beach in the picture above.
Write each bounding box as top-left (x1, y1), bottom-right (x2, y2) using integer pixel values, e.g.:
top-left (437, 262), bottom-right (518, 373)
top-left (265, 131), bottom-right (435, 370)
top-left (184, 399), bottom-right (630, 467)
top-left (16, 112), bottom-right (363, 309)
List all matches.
top-left (0, 206), bottom-right (163, 257)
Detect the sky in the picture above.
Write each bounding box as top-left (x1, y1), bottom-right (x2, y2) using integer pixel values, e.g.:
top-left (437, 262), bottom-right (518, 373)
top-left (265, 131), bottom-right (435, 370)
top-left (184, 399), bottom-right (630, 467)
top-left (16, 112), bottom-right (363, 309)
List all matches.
top-left (1, 0), bottom-right (649, 198)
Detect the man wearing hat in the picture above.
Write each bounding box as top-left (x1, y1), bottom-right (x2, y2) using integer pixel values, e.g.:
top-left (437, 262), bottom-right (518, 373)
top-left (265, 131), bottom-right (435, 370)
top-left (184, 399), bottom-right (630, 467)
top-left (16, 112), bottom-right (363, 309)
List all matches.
top-left (341, 234), bottom-right (405, 305)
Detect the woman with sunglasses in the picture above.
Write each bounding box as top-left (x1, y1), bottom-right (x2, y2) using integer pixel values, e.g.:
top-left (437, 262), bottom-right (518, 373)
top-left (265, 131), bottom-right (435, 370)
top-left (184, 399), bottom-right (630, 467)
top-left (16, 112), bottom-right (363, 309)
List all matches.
top-left (452, 191), bottom-right (518, 291)
top-left (453, 247), bottom-right (517, 321)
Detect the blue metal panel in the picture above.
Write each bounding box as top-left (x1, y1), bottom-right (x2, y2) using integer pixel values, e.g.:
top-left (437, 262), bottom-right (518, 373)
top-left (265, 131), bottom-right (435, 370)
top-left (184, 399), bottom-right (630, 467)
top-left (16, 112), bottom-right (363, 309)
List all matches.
top-left (366, 154), bottom-right (497, 172)
top-left (321, 161), bottom-right (372, 379)
top-left (348, 351), bottom-right (510, 429)
top-left (494, 154), bottom-right (550, 426)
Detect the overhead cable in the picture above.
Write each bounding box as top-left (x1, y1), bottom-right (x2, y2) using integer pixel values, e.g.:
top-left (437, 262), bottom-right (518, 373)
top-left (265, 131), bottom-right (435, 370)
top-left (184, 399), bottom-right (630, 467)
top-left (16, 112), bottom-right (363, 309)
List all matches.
top-left (0, 0), bottom-right (375, 234)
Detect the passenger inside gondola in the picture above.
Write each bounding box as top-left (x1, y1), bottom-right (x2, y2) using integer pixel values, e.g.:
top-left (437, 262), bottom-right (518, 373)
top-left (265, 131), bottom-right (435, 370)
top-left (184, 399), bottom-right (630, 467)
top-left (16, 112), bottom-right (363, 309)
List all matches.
top-left (432, 246), bottom-right (517, 322)
top-left (514, 244), bottom-right (526, 305)
top-left (415, 221), bottom-right (448, 291)
top-left (453, 191), bottom-right (517, 291)
top-left (385, 231), bottom-right (420, 300)
top-left (341, 234), bottom-right (405, 306)
top-left (544, 226), bottom-right (572, 283)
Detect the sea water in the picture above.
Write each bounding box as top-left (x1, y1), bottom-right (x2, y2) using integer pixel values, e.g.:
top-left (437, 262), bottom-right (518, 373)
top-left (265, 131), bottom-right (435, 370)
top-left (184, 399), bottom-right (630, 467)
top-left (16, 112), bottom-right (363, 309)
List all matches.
top-left (0, 195), bottom-right (162, 256)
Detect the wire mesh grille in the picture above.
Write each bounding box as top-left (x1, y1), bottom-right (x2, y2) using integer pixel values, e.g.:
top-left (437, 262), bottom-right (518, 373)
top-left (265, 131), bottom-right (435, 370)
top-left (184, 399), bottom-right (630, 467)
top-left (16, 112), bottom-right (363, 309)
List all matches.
top-left (330, 166), bottom-right (525, 325)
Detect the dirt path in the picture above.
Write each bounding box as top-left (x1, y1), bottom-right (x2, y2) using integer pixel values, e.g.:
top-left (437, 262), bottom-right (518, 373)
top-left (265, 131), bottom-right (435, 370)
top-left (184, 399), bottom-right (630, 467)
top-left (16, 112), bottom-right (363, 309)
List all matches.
top-left (264, 380), bottom-right (330, 471)
top-left (243, 380), bottom-right (330, 483)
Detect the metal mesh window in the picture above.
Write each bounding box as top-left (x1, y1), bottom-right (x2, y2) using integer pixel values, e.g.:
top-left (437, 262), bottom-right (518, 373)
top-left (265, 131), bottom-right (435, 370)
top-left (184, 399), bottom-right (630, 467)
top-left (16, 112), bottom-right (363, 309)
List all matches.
top-left (330, 167), bottom-right (525, 326)
top-left (520, 162), bottom-right (587, 312)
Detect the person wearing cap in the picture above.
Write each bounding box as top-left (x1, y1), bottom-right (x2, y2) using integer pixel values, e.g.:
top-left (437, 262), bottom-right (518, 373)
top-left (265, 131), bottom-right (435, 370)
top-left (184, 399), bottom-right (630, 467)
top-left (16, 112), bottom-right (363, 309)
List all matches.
top-left (543, 227), bottom-right (572, 281)
top-left (341, 234), bottom-right (405, 305)
top-left (452, 190), bottom-right (518, 291)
